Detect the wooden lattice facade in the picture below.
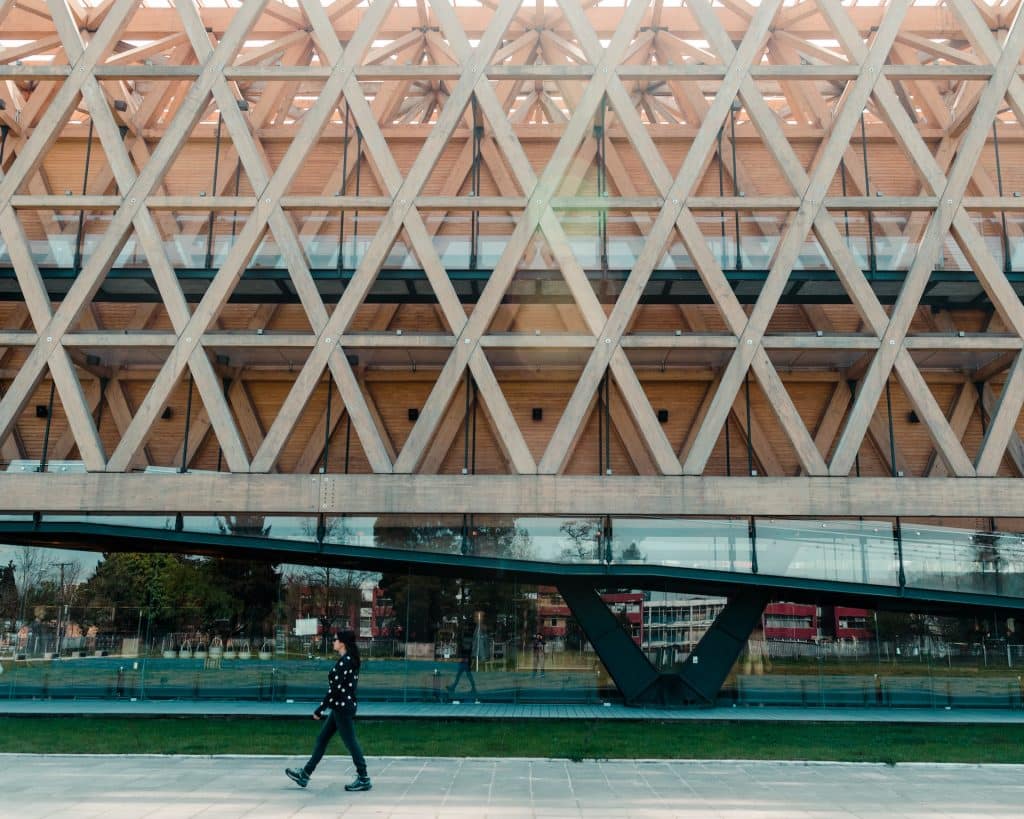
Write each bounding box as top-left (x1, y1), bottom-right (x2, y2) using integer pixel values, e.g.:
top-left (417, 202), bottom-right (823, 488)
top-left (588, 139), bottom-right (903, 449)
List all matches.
top-left (3, 0), bottom-right (1024, 520)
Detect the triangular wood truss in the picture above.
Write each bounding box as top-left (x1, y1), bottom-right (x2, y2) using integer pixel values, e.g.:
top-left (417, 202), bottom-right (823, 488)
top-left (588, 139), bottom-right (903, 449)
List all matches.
top-left (1, 0), bottom-right (1024, 480)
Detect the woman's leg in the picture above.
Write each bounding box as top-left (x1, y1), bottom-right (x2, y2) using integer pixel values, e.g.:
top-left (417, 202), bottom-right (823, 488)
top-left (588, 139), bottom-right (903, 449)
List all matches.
top-left (304, 714), bottom-right (338, 775)
top-left (335, 712), bottom-right (368, 778)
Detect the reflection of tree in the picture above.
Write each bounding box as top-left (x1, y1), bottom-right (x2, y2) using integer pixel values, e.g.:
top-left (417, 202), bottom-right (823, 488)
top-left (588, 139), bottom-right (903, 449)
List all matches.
top-left (0, 561), bottom-right (17, 620)
top-left (471, 523), bottom-right (534, 560)
top-left (972, 531), bottom-right (1003, 573)
top-left (217, 514), bottom-right (271, 538)
top-left (619, 540), bottom-right (645, 562)
top-left (289, 565), bottom-right (375, 634)
top-left (77, 552), bottom-right (280, 639)
top-left (378, 572), bottom-right (459, 643)
top-left (559, 520), bottom-right (600, 562)
top-left (14, 546), bottom-right (52, 625)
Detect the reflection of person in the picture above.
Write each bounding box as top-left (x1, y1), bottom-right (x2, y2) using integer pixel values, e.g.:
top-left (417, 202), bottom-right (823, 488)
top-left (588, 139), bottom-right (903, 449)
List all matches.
top-left (286, 631), bottom-right (371, 792)
top-left (447, 629), bottom-right (479, 700)
top-left (531, 632), bottom-right (546, 677)
top-left (743, 626), bottom-right (768, 676)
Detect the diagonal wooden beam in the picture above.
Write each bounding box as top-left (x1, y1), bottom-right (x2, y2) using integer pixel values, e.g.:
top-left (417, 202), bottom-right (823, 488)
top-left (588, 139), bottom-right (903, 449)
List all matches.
top-left (0, 0), bottom-right (269, 471)
top-left (677, 0), bottom-right (907, 478)
top-left (829, 0), bottom-right (1024, 477)
top-left (254, 0), bottom-right (528, 474)
top-left (106, 0), bottom-right (385, 473)
top-left (533, 0), bottom-right (775, 474)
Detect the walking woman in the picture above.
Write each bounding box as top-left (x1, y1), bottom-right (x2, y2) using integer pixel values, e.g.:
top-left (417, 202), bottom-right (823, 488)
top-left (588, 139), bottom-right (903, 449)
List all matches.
top-left (286, 630), bottom-right (371, 792)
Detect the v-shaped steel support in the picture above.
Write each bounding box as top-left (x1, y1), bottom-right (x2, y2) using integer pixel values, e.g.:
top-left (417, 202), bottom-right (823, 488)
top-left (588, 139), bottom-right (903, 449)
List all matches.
top-left (557, 581), bottom-right (768, 706)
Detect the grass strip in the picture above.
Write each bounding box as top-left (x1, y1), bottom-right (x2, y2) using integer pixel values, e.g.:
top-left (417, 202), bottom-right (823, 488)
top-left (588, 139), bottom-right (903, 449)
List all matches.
top-left (1, 718), bottom-right (1023, 764)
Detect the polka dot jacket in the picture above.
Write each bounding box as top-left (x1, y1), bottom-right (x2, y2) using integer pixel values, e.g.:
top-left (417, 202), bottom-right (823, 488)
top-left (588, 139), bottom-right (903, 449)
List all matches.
top-left (315, 653), bottom-right (359, 716)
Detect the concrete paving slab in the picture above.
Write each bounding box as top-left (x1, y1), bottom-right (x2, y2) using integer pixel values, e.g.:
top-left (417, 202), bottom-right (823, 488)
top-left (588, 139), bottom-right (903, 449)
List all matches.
top-left (0, 755), bottom-right (1021, 818)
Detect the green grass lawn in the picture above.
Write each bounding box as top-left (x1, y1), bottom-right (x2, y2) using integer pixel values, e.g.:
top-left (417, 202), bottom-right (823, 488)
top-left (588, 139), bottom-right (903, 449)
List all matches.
top-left (1, 717), bottom-right (1023, 763)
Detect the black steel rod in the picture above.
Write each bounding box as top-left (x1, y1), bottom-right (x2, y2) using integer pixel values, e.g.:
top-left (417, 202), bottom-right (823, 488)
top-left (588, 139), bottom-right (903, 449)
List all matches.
top-left (73, 119), bottom-right (96, 274)
top-left (343, 412), bottom-right (351, 474)
top-left (463, 368), bottom-right (472, 474)
top-left (322, 376), bottom-right (333, 474)
top-left (38, 380), bottom-right (56, 472)
top-left (338, 101), bottom-right (350, 275)
top-left (895, 517), bottom-right (906, 588)
top-left (717, 126), bottom-right (727, 269)
top-left (860, 113), bottom-right (876, 275)
top-left (885, 379), bottom-right (898, 477)
top-left (180, 373), bottom-right (194, 473)
top-left (993, 121), bottom-right (1012, 273)
top-left (730, 104), bottom-right (741, 270)
top-left (351, 128), bottom-right (363, 270)
top-left (470, 95), bottom-right (481, 270)
top-left (470, 375), bottom-right (478, 475)
top-left (598, 370), bottom-right (606, 472)
top-left (205, 114), bottom-right (223, 268)
top-left (745, 372), bottom-right (754, 475)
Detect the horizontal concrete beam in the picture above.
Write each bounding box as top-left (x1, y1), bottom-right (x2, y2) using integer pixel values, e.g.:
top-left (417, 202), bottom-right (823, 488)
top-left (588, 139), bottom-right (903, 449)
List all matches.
top-left (2, 474), bottom-right (1024, 517)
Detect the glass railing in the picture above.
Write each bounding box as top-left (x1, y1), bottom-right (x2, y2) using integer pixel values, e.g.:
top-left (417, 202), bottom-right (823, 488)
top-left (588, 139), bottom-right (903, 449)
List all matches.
top-left (752, 519), bottom-right (898, 586)
top-left (6, 209), bottom-right (1024, 277)
top-left (0, 654), bottom-right (607, 705)
top-left (4, 500), bottom-right (1024, 601)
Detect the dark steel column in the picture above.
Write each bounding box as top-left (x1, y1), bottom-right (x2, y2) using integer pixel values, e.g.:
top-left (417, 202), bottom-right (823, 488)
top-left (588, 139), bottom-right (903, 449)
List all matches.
top-left (559, 582), bottom-right (768, 706)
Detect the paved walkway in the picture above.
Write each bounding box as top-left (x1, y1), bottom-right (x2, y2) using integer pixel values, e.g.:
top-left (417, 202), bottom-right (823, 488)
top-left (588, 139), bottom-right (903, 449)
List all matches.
top-left (1, 754), bottom-right (1020, 817)
top-left (3, 699), bottom-right (1024, 722)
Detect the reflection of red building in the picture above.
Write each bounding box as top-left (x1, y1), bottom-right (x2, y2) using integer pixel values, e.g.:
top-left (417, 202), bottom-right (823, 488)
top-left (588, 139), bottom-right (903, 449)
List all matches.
top-left (537, 587), bottom-right (571, 639)
top-left (763, 603), bottom-right (873, 642)
top-left (834, 606), bottom-right (873, 641)
top-left (536, 586), bottom-right (643, 645)
top-left (369, 588), bottom-right (395, 638)
top-left (602, 592), bottom-right (644, 645)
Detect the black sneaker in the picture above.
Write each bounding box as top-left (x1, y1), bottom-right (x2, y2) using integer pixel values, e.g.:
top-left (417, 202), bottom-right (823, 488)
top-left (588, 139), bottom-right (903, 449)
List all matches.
top-left (344, 776), bottom-right (372, 792)
top-left (285, 767), bottom-right (310, 788)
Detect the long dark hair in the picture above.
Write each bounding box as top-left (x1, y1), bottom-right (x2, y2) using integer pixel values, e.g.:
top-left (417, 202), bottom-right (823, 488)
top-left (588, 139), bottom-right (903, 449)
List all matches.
top-left (336, 630), bottom-right (361, 671)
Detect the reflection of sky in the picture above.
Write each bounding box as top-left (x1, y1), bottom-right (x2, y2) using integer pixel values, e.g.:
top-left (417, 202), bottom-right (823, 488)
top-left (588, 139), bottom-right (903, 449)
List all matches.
top-left (0, 542), bottom-right (378, 588)
top-left (0, 543), bottom-right (103, 577)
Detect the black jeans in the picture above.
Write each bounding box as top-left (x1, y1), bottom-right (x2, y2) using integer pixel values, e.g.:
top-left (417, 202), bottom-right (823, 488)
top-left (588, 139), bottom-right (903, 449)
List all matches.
top-left (304, 710), bottom-right (367, 778)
